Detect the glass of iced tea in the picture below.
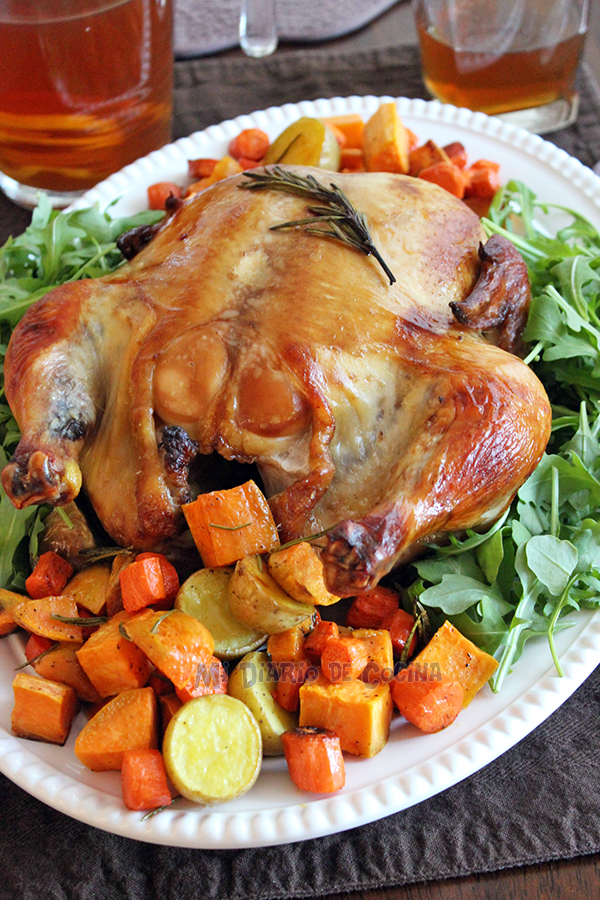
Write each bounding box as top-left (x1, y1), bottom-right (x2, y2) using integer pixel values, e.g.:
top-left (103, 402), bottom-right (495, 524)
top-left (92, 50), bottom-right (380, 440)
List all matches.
top-left (0, 0), bottom-right (173, 208)
top-left (412, 0), bottom-right (589, 134)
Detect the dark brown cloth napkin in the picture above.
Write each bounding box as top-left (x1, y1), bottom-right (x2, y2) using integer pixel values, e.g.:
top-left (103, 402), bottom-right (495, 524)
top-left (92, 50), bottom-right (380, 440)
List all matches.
top-left (1, 44), bottom-right (600, 900)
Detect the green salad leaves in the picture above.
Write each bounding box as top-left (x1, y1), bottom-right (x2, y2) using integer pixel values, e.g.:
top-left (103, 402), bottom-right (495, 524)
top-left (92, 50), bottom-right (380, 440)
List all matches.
top-left (0, 195), bottom-right (162, 589)
top-left (1, 182), bottom-right (600, 690)
top-left (406, 181), bottom-right (600, 689)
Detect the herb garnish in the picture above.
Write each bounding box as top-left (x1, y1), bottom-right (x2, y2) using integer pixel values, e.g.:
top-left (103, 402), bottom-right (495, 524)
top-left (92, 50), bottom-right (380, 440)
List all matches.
top-left (239, 166), bottom-right (396, 285)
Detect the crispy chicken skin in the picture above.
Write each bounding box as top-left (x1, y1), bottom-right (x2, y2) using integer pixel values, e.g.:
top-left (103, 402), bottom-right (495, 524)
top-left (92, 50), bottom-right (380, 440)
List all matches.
top-left (1, 167), bottom-right (551, 594)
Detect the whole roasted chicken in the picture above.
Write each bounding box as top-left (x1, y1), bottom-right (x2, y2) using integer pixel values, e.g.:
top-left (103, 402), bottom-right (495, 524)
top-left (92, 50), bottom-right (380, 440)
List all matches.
top-left (1, 167), bottom-right (551, 595)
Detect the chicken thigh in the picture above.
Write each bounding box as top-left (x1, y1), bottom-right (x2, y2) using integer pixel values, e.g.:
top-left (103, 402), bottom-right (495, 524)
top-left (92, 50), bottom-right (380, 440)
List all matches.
top-left (1, 167), bottom-right (551, 594)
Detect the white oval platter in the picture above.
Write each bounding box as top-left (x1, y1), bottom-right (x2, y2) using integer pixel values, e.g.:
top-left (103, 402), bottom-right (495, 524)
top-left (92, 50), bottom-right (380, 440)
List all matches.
top-left (0, 95), bottom-right (599, 849)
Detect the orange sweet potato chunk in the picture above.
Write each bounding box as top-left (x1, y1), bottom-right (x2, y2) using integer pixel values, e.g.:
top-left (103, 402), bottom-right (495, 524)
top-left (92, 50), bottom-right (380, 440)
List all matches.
top-left (62, 563), bottom-right (110, 616)
top-left (12, 595), bottom-right (82, 642)
top-left (35, 642), bottom-right (103, 704)
top-left (76, 611), bottom-right (151, 698)
top-left (74, 687), bottom-right (158, 771)
top-left (11, 672), bottom-right (79, 745)
top-left (124, 609), bottom-right (214, 689)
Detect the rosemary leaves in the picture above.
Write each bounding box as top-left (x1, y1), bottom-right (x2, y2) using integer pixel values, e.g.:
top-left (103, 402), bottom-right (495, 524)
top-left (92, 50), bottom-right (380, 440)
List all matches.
top-left (239, 166), bottom-right (396, 285)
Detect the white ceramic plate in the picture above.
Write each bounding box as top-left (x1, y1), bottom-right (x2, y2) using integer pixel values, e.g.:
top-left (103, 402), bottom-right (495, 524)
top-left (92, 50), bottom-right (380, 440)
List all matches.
top-left (2, 95), bottom-right (600, 849)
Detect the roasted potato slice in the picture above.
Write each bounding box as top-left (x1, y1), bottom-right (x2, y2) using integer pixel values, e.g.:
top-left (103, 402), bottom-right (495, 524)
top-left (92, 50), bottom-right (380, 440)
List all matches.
top-left (175, 567), bottom-right (267, 661)
top-left (268, 542), bottom-right (341, 606)
top-left (228, 555), bottom-right (316, 634)
top-left (163, 694), bottom-right (262, 804)
top-left (228, 650), bottom-right (298, 755)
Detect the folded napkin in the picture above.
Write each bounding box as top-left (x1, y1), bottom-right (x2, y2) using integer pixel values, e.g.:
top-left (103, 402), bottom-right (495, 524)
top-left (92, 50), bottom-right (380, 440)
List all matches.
top-left (174, 0), bottom-right (401, 57)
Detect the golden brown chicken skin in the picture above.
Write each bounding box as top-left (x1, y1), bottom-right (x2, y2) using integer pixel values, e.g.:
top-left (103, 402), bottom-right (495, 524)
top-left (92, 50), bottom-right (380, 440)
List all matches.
top-left (1, 167), bottom-right (551, 594)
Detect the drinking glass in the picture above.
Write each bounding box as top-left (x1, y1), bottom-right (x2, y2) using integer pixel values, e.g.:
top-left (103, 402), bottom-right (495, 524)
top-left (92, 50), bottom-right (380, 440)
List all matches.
top-left (412, 0), bottom-right (589, 134)
top-left (0, 0), bottom-right (174, 208)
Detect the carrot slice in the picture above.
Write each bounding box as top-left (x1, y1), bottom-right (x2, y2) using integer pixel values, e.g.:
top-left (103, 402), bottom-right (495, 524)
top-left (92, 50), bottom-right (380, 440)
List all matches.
top-left (281, 726), bottom-right (345, 793)
top-left (381, 607), bottom-right (418, 657)
top-left (121, 748), bottom-right (172, 811)
top-left (24, 633), bottom-right (54, 663)
top-left (26, 551), bottom-right (73, 599)
top-left (321, 637), bottom-right (369, 683)
top-left (391, 669), bottom-right (464, 733)
top-left (418, 161), bottom-right (467, 198)
top-left (119, 557), bottom-right (166, 613)
top-left (175, 656), bottom-right (228, 703)
top-left (303, 620), bottom-right (339, 662)
top-left (464, 159), bottom-right (502, 200)
top-left (229, 128), bottom-right (270, 161)
top-left (135, 552), bottom-right (180, 605)
top-left (147, 181), bottom-right (182, 210)
top-left (273, 660), bottom-right (310, 712)
top-left (346, 585), bottom-right (399, 629)
top-left (187, 158), bottom-right (218, 179)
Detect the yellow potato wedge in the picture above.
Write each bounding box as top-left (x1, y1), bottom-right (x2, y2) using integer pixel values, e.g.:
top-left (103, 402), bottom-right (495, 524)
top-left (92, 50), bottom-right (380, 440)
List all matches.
top-left (176, 567), bottom-right (267, 661)
top-left (228, 555), bottom-right (316, 634)
top-left (228, 650), bottom-right (298, 756)
top-left (163, 694), bottom-right (262, 804)
top-left (263, 117), bottom-right (341, 170)
top-left (268, 542), bottom-right (341, 606)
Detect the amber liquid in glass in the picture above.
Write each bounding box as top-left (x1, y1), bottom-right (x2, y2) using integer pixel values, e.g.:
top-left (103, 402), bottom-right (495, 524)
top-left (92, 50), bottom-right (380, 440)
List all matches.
top-left (416, 22), bottom-right (585, 115)
top-left (0, 0), bottom-right (173, 193)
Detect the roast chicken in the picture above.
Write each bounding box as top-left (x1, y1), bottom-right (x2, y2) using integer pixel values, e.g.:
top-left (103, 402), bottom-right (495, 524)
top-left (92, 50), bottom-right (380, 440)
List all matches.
top-left (1, 167), bottom-right (551, 595)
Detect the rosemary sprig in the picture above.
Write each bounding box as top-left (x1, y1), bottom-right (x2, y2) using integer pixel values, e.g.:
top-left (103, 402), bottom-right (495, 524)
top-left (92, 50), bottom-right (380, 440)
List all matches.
top-left (150, 609), bottom-right (176, 633)
top-left (51, 614), bottom-right (108, 627)
top-left (239, 166), bottom-right (396, 285)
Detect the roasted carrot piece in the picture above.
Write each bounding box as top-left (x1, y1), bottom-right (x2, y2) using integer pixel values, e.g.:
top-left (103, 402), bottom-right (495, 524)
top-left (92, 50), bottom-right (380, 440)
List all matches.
top-left (121, 748), bottom-right (172, 811)
top-left (321, 637), bottom-right (369, 684)
top-left (183, 479), bottom-right (280, 567)
top-left (26, 551), bottom-right (73, 599)
top-left (187, 158), bottom-right (218, 178)
top-left (229, 128), bottom-right (270, 161)
top-left (418, 161), bottom-right (467, 198)
top-left (34, 641), bottom-right (103, 704)
top-left (236, 155), bottom-right (265, 170)
top-left (267, 626), bottom-right (306, 665)
top-left (74, 686), bottom-right (158, 771)
top-left (408, 139), bottom-right (450, 177)
top-left (135, 552), bottom-right (180, 605)
top-left (346, 585), bottom-right (400, 629)
top-left (464, 159), bottom-right (501, 200)
top-left (105, 551), bottom-right (136, 617)
top-left (158, 692), bottom-right (182, 738)
top-left (12, 595), bottom-right (82, 642)
top-left (119, 557), bottom-right (166, 613)
top-left (443, 141), bottom-right (468, 169)
top-left (340, 147), bottom-right (365, 172)
top-left (391, 668), bottom-right (464, 733)
top-left (76, 610), bottom-right (151, 698)
top-left (124, 608), bottom-right (214, 689)
top-left (273, 660), bottom-right (310, 712)
top-left (24, 633), bottom-right (54, 663)
top-left (303, 620), bottom-right (339, 662)
top-left (351, 629), bottom-right (394, 684)
top-left (281, 726), bottom-right (345, 793)
top-left (147, 181), bottom-right (182, 210)
top-left (11, 672), bottom-right (79, 745)
top-left (321, 114), bottom-right (364, 149)
top-left (175, 656), bottom-right (228, 703)
top-left (185, 155), bottom-right (243, 196)
top-left (0, 606), bottom-right (17, 636)
top-left (148, 670), bottom-right (174, 696)
top-left (382, 607), bottom-right (418, 657)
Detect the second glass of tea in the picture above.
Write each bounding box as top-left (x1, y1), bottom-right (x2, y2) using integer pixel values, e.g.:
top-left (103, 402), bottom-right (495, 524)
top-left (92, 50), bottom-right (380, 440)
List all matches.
top-left (412, 0), bottom-right (589, 134)
top-left (0, 0), bottom-right (173, 208)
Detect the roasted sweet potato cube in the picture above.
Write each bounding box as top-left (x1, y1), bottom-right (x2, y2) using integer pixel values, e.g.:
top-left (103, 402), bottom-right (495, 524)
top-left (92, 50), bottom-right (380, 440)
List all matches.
top-left (12, 595), bottom-right (82, 642)
top-left (76, 611), bottom-right (151, 697)
top-left (74, 686), bottom-right (158, 771)
top-left (351, 628), bottom-right (394, 683)
top-left (0, 606), bottom-right (17, 636)
top-left (124, 608), bottom-right (214, 689)
top-left (62, 563), bottom-right (110, 615)
top-left (11, 672), bottom-right (78, 745)
top-left (412, 620), bottom-right (498, 706)
top-left (34, 641), bottom-right (103, 704)
top-left (362, 102), bottom-right (410, 174)
top-left (299, 671), bottom-right (392, 757)
top-left (183, 480), bottom-right (280, 566)
top-left (408, 139), bottom-right (450, 176)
